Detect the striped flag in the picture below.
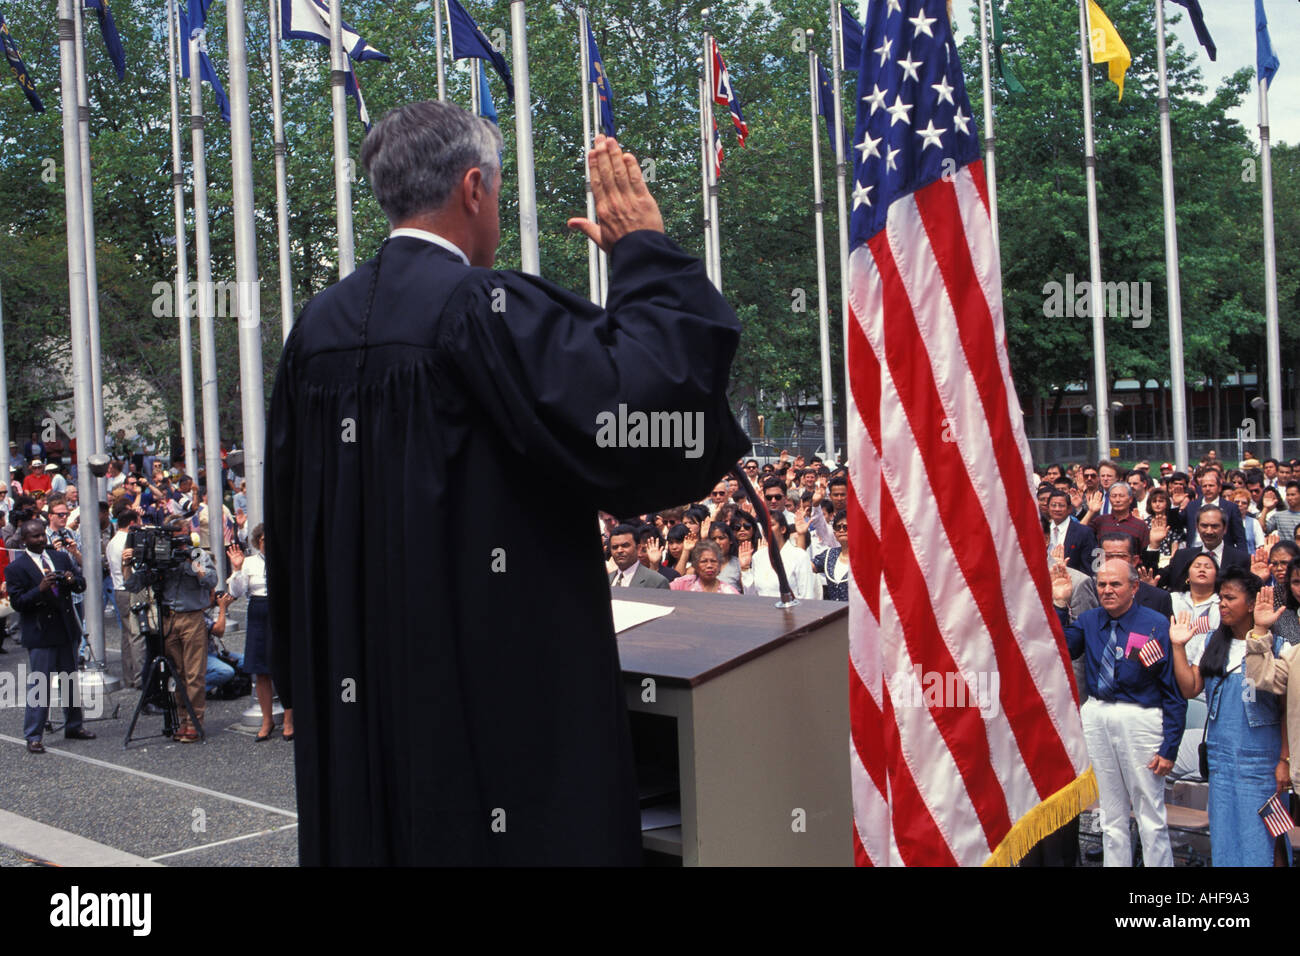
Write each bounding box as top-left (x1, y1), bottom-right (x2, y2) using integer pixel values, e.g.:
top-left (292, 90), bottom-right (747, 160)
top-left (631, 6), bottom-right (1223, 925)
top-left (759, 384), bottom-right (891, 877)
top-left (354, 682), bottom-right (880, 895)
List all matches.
top-left (1137, 638), bottom-right (1165, 668)
top-left (846, 0), bottom-right (1095, 866)
top-left (1190, 610), bottom-right (1212, 635)
top-left (1259, 792), bottom-right (1295, 839)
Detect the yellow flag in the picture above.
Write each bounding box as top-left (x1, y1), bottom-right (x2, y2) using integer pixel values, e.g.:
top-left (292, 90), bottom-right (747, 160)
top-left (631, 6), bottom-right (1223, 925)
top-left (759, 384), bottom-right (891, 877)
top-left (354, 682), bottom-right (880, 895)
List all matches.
top-left (1086, 0), bottom-right (1131, 100)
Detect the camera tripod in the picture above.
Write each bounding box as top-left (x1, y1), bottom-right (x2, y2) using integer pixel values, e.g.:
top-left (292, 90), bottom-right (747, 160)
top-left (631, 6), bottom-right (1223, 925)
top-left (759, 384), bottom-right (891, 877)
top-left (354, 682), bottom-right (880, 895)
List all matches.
top-left (122, 578), bottom-right (205, 747)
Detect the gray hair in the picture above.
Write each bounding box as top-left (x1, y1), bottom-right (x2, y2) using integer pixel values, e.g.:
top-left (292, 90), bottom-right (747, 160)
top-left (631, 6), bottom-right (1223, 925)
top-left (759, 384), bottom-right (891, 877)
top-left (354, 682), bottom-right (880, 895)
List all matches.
top-left (1100, 557), bottom-right (1139, 584)
top-left (360, 101), bottom-right (504, 226)
top-left (1107, 483), bottom-right (1132, 503)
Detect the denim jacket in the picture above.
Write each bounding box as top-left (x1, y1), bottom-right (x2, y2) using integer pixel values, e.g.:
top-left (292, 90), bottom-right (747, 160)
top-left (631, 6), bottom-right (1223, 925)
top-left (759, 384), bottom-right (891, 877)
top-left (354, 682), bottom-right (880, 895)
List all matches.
top-left (1205, 633), bottom-right (1285, 729)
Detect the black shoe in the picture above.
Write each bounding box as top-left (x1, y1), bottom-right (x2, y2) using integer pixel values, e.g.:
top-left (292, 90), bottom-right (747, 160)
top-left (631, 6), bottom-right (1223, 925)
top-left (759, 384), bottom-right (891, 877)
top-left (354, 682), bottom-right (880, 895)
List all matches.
top-left (64, 728), bottom-right (96, 741)
top-left (142, 703), bottom-right (164, 716)
top-left (26, 740), bottom-right (45, 754)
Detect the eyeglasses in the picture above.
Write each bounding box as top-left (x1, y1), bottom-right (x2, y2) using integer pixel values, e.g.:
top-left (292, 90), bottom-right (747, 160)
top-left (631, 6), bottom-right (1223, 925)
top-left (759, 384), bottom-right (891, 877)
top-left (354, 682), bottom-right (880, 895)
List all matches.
top-left (1269, 560), bottom-right (1290, 568)
top-left (834, 524), bottom-right (848, 532)
top-left (764, 494), bottom-right (784, 502)
top-left (50, 511), bottom-right (68, 518)
top-left (1083, 472), bottom-right (1098, 479)
top-left (710, 491), bottom-right (727, 498)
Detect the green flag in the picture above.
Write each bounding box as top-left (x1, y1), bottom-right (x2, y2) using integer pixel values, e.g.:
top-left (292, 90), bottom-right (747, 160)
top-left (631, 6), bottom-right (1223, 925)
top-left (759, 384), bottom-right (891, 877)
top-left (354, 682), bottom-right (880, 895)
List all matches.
top-left (991, 2), bottom-right (1027, 96)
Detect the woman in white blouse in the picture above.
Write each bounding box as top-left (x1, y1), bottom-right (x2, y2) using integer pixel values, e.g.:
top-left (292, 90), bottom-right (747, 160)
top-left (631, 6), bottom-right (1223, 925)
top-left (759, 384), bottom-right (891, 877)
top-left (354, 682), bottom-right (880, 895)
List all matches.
top-left (227, 524), bottom-right (293, 742)
top-left (738, 511), bottom-right (817, 601)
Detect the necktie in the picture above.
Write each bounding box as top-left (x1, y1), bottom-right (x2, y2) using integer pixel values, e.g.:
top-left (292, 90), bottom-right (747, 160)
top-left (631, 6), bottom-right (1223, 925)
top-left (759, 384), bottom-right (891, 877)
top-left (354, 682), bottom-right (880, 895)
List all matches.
top-left (1097, 619), bottom-right (1119, 698)
top-left (1051, 523), bottom-right (1061, 549)
top-left (41, 555), bottom-right (58, 597)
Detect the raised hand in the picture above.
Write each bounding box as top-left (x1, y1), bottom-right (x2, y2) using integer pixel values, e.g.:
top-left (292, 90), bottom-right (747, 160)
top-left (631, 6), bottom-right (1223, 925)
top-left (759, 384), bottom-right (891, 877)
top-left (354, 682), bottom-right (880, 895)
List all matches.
top-left (1171, 488), bottom-right (1188, 509)
top-left (1266, 532), bottom-right (1279, 547)
top-left (566, 136), bottom-right (665, 252)
top-left (645, 537), bottom-right (663, 567)
top-left (1050, 562), bottom-right (1073, 606)
top-left (1251, 547), bottom-right (1271, 582)
top-left (1050, 543), bottom-right (1066, 567)
top-left (1168, 611), bottom-right (1193, 647)
top-left (1085, 491), bottom-right (1103, 515)
top-left (682, 532), bottom-right (697, 555)
top-left (226, 544), bottom-right (244, 572)
top-left (1069, 488), bottom-right (1083, 510)
top-left (1254, 585), bottom-right (1284, 631)
top-left (1149, 514), bottom-right (1168, 546)
top-left (738, 539), bottom-right (753, 571)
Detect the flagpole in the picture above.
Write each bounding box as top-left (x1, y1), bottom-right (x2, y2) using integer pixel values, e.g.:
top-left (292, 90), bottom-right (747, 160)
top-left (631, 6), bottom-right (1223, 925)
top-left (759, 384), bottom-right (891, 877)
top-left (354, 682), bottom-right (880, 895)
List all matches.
top-left (435, 0), bottom-right (447, 100)
top-left (696, 70), bottom-right (716, 289)
top-left (809, 43), bottom-right (837, 466)
top-left (829, 0), bottom-right (851, 452)
top-left (188, 27), bottom-right (227, 565)
top-left (702, 26), bottom-right (722, 293)
top-left (511, 1), bottom-right (540, 275)
top-left (1078, 0), bottom-right (1110, 461)
top-left (227, 0), bottom-right (266, 530)
top-left (0, 280), bottom-right (10, 493)
top-left (1259, 74), bottom-right (1283, 460)
top-left (1154, 0), bottom-right (1188, 470)
top-left (270, 0), bottom-right (295, 343)
top-left (72, 2), bottom-right (105, 463)
top-left (167, 0), bottom-right (198, 481)
top-left (578, 7), bottom-right (600, 304)
top-left (56, 0), bottom-right (105, 683)
top-left (329, 0), bottom-right (355, 278)
top-left (590, 76), bottom-right (609, 305)
top-left (470, 56), bottom-right (481, 113)
top-left (977, 0), bottom-right (1001, 250)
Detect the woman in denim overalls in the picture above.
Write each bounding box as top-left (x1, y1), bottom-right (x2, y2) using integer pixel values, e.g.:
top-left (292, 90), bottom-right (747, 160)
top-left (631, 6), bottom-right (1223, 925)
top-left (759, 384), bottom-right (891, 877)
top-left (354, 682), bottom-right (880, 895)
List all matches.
top-left (1170, 567), bottom-right (1288, 867)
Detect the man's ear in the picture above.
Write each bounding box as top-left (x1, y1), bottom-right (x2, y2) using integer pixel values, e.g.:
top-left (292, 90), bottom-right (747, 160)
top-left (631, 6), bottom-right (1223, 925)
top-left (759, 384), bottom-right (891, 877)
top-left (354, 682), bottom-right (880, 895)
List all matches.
top-left (461, 167), bottom-right (485, 214)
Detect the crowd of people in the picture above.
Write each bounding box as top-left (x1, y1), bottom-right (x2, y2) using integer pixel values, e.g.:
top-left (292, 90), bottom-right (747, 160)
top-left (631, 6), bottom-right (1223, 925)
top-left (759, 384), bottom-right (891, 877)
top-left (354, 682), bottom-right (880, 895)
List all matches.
top-left (0, 439), bottom-right (286, 751)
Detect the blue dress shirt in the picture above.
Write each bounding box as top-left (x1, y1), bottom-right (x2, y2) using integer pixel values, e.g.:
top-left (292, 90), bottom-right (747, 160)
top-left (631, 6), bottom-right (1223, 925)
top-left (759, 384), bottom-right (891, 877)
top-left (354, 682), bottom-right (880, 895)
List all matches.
top-left (1056, 602), bottom-right (1187, 760)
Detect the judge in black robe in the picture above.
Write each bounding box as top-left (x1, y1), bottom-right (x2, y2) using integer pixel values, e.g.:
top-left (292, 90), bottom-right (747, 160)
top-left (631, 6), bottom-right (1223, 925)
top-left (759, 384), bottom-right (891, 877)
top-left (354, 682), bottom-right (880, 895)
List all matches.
top-left (266, 101), bottom-right (749, 865)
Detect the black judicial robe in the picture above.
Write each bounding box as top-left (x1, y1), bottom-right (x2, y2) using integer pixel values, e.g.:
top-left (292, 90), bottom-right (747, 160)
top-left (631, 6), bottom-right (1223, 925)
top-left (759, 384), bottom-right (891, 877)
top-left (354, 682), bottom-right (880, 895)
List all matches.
top-left (266, 231), bottom-right (749, 865)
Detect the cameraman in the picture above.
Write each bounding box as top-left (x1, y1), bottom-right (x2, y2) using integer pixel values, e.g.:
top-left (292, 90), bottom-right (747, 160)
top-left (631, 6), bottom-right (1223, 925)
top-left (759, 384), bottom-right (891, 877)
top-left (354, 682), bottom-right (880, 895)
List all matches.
top-left (107, 503), bottom-right (147, 691)
top-left (122, 515), bottom-right (217, 742)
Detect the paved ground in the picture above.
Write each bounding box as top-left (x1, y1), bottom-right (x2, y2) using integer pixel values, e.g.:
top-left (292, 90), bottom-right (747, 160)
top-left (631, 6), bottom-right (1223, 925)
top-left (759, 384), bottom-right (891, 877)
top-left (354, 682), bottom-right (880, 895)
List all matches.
top-left (0, 600), bottom-right (299, 867)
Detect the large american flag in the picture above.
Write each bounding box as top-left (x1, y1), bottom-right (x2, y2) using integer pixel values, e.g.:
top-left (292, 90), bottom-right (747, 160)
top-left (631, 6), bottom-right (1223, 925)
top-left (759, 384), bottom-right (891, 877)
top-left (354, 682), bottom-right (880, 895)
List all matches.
top-left (845, 0), bottom-right (1095, 866)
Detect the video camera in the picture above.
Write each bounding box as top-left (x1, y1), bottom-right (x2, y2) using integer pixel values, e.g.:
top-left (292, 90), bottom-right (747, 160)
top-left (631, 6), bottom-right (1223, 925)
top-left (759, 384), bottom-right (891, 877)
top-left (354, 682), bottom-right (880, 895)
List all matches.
top-left (126, 525), bottom-right (199, 573)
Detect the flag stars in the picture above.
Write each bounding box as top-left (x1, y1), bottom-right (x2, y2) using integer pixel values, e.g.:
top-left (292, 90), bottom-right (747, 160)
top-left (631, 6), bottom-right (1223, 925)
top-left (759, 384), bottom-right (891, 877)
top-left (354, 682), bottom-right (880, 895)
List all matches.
top-left (932, 75), bottom-right (955, 106)
top-left (852, 181), bottom-right (874, 209)
top-left (885, 0), bottom-right (902, 14)
top-left (886, 94), bottom-right (912, 126)
top-left (952, 107), bottom-right (971, 135)
top-left (874, 36), bottom-right (893, 66)
top-left (862, 83), bottom-right (887, 114)
top-left (897, 53), bottom-right (923, 83)
top-left (856, 131), bottom-right (882, 161)
top-left (884, 145), bottom-right (900, 173)
top-left (916, 119), bottom-right (946, 149)
top-left (908, 11), bottom-right (936, 38)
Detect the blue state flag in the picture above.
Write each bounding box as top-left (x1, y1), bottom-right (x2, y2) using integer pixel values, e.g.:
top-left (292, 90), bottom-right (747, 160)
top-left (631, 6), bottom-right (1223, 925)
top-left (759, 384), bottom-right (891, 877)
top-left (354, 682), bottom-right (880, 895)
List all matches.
top-left (478, 61), bottom-right (497, 125)
top-left (817, 59), bottom-right (848, 156)
top-left (840, 3), bottom-right (863, 72)
top-left (586, 22), bottom-right (615, 137)
top-left (445, 0), bottom-right (513, 99)
top-left (1256, 0), bottom-right (1279, 86)
top-left (85, 0), bottom-right (126, 79)
top-left (179, 7), bottom-right (231, 122)
top-left (1170, 1), bottom-right (1215, 62)
top-left (0, 10), bottom-right (44, 113)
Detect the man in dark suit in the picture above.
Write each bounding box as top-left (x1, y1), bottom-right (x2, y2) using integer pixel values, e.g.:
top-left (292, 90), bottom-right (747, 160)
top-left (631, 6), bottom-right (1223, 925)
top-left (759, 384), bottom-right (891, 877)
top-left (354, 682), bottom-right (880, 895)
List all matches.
top-left (1157, 505), bottom-right (1250, 592)
top-left (4, 520), bottom-right (94, 753)
top-left (1045, 489), bottom-right (1097, 575)
top-left (1077, 532), bottom-right (1174, 618)
top-left (1181, 470), bottom-right (1246, 550)
top-left (609, 524), bottom-right (669, 589)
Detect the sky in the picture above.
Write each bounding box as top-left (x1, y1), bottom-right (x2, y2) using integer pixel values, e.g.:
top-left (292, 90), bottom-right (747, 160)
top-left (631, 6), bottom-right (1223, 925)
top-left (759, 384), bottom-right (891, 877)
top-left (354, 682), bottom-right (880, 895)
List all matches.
top-left (946, 0), bottom-right (1300, 147)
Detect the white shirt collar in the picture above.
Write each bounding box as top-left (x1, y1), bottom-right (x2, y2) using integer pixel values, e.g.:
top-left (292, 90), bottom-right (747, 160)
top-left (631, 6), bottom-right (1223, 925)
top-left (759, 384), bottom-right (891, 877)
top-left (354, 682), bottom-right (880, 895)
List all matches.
top-left (26, 548), bottom-right (49, 568)
top-left (389, 228), bottom-right (470, 266)
top-left (1209, 541), bottom-right (1224, 562)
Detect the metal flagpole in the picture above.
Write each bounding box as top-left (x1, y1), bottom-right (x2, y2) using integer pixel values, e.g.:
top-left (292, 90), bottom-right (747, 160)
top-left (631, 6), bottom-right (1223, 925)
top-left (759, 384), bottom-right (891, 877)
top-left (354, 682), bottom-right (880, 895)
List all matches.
top-left (1154, 0), bottom-right (1188, 470)
top-left (72, 2), bottom-right (105, 461)
top-left (1078, 0), bottom-right (1110, 460)
top-left (227, 0), bottom-right (266, 531)
top-left (702, 29), bottom-right (722, 293)
top-left (591, 74), bottom-right (609, 304)
top-left (56, 0), bottom-right (106, 682)
top-left (329, 0), bottom-right (355, 278)
top-left (578, 8), bottom-right (600, 304)
top-left (809, 43), bottom-right (836, 466)
top-left (435, 0), bottom-right (446, 100)
top-left (697, 71), bottom-right (716, 289)
top-left (829, 0), bottom-right (851, 444)
top-left (167, 0), bottom-right (198, 481)
top-left (1259, 76), bottom-right (1283, 460)
top-left (188, 26), bottom-right (226, 565)
top-left (977, 0), bottom-right (1001, 250)
top-left (270, 0), bottom-right (294, 343)
top-left (470, 57), bottom-right (480, 115)
top-left (511, 1), bottom-right (540, 275)
top-left (0, 280), bottom-right (10, 489)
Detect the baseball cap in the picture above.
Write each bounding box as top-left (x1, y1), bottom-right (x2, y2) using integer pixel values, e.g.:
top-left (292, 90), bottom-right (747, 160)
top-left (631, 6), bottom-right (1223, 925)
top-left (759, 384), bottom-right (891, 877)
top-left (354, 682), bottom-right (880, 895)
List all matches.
top-left (1160, 462), bottom-right (1174, 472)
top-left (44, 463), bottom-right (58, 472)
top-left (31, 458), bottom-right (42, 466)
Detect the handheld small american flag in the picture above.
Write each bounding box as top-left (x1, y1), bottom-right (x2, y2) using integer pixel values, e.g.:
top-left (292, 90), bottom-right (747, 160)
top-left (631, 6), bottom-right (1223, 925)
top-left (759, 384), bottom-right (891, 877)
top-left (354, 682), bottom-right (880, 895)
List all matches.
top-left (1138, 638), bottom-right (1165, 668)
top-left (1190, 611), bottom-right (1213, 636)
top-left (1259, 793), bottom-right (1295, 839)
top-left (710, 39), bottom-right (747, 147)
top-left (846, 0), bottom-right (1095, 866)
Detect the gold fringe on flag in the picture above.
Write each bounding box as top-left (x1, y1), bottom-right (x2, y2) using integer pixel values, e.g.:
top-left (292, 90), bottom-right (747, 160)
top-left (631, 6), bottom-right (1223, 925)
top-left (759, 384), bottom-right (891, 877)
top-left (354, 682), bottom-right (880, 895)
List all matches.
top-left (983, 767), bottom-right (1099, 867)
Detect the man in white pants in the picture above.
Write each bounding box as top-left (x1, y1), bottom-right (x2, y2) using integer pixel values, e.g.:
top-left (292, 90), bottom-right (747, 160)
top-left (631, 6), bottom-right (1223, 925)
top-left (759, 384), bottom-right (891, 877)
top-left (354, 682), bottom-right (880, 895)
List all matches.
top-left (1051, 559), bottom-right (1186, 866)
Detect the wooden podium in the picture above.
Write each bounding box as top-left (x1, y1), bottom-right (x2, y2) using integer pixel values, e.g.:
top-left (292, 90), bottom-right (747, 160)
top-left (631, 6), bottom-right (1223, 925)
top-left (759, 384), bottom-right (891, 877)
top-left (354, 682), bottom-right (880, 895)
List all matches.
top-left (614, 589), bottom-right (852, 866)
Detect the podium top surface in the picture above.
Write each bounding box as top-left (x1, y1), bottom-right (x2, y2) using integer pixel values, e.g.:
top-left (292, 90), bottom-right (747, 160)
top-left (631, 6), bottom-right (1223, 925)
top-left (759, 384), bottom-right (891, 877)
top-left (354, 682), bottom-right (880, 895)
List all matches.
top-left (613, 589), bottom-right (848, 688)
